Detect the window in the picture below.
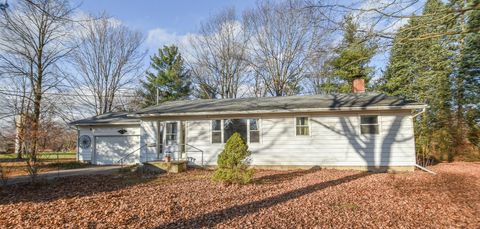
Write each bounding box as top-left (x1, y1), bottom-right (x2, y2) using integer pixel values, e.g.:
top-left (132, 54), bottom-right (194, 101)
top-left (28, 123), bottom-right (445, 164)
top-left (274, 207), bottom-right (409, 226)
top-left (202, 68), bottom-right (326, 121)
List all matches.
top-left (211, 119), bottom-right (260, 143)
top-left (166, 122), bottom-right (178, 144)
top-left (224, 119), bottom-right (248, 142)
top-left (360, 115), bottom-right (379, 134)
top-left (211, 120), bottom-right (222, 143)
top-left (296, 117), bottom-right (309, 136)
top-left (249, 119), bottom-right (260, 143)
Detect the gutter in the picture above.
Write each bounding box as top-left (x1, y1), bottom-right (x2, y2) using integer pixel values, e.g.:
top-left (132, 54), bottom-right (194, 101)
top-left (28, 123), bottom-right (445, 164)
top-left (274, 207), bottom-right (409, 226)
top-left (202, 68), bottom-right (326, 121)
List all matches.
top-left (70, 121), bottom-right (141, 126)
top-left (129, 104), bottom-right (428, 118)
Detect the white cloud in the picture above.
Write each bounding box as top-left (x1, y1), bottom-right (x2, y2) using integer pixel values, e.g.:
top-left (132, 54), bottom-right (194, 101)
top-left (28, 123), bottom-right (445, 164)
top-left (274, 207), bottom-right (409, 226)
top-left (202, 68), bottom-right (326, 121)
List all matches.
top-left (146, 28), bottom-right (180, 48)
top-left (145, 28), bottom-right (202, 63)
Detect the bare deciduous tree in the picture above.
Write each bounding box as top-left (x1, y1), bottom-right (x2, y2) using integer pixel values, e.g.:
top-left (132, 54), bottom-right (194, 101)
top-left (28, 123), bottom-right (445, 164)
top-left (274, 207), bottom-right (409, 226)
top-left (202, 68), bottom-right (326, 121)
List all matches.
top-left (303, 0), bottom-right (480, 41)
top-left (0, 0), bottom-right (75, 180)
top-left (244, 0), bottom-right (331, 96)
top-left (189, 8), bottom-right (251, 99)
top-left (69, 15), bottom-right (145, 115)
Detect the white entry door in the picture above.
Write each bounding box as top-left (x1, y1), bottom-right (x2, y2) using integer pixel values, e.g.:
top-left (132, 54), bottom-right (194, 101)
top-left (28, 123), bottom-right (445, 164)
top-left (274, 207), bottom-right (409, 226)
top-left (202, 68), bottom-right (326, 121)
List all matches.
top-left (164, 122), bottom-right (179, 160)
top-left (95, 135), bottom-right (140, 165)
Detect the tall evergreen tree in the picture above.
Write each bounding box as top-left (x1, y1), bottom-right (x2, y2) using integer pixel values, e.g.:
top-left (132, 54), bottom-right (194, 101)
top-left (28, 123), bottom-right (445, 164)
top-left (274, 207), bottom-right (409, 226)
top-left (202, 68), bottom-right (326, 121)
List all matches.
top-left (455, 0), bottom-right (480, 147)
top-left (382, 0), bottom-right (455, 162)
top-left (141, 45), bottom-right (191, 107)
top-left (325, 15), bottom-right (376, 93)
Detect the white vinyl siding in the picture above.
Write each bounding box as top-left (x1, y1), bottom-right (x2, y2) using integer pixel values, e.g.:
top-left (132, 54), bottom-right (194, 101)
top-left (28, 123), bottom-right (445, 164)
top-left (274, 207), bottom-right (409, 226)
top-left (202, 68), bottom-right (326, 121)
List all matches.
top-left (186, 111), bottom-right (415, 167)
top-left (140, 121), bottom-right (158, 162)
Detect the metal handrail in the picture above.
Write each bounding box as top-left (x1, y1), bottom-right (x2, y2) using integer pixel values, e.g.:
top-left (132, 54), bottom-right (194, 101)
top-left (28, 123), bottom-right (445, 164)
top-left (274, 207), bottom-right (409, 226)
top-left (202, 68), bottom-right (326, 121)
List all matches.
top-left (155, 143), bottom-right (204, 167)
top-left (116, 143), bottom-right (148, 167)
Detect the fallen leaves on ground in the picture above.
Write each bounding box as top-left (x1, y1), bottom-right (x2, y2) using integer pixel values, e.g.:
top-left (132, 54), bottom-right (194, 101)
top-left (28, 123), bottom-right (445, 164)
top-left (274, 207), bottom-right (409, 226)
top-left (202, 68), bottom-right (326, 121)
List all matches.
top-left (0, 162), bottom-right (479, 228)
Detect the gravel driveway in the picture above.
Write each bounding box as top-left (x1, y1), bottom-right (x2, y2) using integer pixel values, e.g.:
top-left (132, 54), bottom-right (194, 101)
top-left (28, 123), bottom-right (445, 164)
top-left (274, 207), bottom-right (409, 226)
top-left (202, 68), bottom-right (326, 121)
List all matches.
top-left (0, 162), bottom-right (478, 228)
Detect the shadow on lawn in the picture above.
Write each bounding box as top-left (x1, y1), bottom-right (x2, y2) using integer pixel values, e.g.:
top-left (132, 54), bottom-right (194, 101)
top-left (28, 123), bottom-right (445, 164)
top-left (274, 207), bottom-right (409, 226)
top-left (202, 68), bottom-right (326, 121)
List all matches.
top-left (156, 172), bottom-right (371, 229)
top-left (254, 166), bottom-right (322, 184)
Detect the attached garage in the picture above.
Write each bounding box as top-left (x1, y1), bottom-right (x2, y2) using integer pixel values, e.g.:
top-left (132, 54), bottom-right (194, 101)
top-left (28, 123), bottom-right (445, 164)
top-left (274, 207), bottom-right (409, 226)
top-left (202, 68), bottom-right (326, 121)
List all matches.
top-left (94, 135), bottom-right (140, 165)
top-left (70, 112), bottom-right (142, 165)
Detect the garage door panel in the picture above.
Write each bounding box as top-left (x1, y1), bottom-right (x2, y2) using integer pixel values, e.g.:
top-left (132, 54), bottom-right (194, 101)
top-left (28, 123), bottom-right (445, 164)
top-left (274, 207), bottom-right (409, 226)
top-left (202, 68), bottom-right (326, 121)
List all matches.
top-left (95, 136), bottom-right (140, 165)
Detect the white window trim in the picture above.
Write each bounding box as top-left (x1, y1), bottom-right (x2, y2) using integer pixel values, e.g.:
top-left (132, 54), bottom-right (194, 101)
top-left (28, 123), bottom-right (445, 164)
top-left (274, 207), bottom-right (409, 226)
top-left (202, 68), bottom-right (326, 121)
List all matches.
top-left (294, 116), bottom-right (311, 136)
top-left (164, 121), bottom-right (179, 145)
top-left (210, 120), bottom-right (223, 144)
top-left (358, 115), bottom-right (381, 135)
top-left (210, 118), bottom-right (261, 144)
top-left (248, 118), bottom-right (261, 144)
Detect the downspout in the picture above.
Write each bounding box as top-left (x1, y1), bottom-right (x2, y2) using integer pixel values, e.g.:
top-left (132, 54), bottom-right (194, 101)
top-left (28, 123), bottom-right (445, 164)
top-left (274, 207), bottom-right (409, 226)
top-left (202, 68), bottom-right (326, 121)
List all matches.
top-left (415, 164), bottom-right (436, 175)
top-left (76, 126), bottom-right (79, 162)
top-left (411, 106), bottom-right (436, 175)
top-left (412, 107), bottom-right (426, 118)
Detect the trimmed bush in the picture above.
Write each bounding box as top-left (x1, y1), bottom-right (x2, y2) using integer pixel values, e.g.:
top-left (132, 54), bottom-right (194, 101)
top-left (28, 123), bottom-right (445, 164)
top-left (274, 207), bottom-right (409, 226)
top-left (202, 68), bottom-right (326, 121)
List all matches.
top-left (212, 132), bottom-right (254, 184)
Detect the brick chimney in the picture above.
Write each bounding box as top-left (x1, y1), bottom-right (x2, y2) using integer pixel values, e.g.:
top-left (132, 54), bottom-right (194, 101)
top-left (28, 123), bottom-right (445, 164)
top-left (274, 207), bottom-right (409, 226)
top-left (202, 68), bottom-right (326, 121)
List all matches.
top-left (352, 78), bottom-right (365, 93)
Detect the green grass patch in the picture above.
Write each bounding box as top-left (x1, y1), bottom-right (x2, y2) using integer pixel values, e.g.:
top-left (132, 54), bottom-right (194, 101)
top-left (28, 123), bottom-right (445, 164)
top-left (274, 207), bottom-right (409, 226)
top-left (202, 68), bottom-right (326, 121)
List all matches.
top-left (0, 151), bottom-right (76, 160)
top-left (0, 154), bottom-right (16, 159)
top-left (43, 161), bottom-right (89, 170)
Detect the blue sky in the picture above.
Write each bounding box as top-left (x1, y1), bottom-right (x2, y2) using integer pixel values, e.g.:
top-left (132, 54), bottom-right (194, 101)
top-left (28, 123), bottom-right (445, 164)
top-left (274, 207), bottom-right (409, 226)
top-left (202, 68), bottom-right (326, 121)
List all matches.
top-left (75, 0), bottom-right (422, 77)
top-left (77, 0), bottom-right (259, 70)
top-left (78, 0), bottom-right (256, 35)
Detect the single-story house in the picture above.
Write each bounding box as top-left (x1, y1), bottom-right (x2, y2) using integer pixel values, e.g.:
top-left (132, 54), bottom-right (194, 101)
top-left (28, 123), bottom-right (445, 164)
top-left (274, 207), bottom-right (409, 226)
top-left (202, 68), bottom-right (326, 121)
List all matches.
top-left (71, 86), bottom-right (426, 172)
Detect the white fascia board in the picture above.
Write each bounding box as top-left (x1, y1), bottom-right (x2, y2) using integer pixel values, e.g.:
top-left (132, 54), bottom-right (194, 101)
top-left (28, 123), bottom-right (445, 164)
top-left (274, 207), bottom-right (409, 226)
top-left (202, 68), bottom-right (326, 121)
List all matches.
top-left (73, 122), bottom-right (141, 126)
top-left (130, 104), bottom-right (428, 118)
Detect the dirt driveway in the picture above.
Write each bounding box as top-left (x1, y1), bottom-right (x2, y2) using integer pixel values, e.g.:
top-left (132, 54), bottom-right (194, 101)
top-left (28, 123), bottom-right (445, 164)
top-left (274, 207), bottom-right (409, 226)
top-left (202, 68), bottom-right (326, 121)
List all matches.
top-left (0, 162), bottom-right (479, 228)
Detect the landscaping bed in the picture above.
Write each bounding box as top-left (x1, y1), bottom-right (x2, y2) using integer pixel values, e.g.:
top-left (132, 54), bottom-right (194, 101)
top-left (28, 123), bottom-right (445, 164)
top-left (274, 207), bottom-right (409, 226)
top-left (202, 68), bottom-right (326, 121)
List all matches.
top-left (0, 162), bottom-right (478, 228)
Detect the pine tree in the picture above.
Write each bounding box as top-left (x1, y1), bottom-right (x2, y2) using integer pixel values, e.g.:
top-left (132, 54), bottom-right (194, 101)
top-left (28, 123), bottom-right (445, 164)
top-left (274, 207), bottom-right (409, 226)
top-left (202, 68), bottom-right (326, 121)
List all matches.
top-left (382, 0), bottom-right (455, 162)
top-left (456, 0), bottom-right (480, 148)
top-left (325, 15), bottom-right (376, 93)
top-left (140, 45), bottom-right (191, 107)
top-left (212, 133), bottom-right (254, 184)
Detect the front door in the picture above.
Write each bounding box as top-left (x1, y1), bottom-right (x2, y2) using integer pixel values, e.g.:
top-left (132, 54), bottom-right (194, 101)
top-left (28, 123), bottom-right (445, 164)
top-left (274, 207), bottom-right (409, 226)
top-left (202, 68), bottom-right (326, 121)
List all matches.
top-left (164, 122), bottom-right (179, 160)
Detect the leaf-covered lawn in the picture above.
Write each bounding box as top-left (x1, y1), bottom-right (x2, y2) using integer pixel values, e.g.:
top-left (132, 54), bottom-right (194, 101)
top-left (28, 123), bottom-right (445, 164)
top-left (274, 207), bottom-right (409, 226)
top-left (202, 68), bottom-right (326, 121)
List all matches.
top-left (0, 162), bottom-right (479, 228)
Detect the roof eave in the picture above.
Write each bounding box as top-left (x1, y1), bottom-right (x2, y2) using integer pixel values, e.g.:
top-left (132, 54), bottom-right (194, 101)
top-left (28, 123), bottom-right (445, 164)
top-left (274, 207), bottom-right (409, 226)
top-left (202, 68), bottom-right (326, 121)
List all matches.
top-left (70, 121), bottom-right (141, 126)
top-left (130, 104), bottom-right (427, 118)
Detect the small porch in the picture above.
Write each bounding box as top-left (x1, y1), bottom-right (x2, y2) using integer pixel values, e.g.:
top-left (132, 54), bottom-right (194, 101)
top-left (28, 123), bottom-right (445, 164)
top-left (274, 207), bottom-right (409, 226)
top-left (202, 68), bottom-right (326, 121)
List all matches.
top-left (141, 120), bottom-right (205, 168)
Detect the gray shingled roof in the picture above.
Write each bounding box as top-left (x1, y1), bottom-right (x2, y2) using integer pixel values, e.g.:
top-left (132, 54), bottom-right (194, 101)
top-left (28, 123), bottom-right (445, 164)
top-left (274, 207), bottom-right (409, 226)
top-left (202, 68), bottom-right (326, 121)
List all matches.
top-left (70, 112), bottom-right (140, 126)
top-left (70, 94), bottom-right (425, 124)
top-left (132, 93), bottom-right (425, 117)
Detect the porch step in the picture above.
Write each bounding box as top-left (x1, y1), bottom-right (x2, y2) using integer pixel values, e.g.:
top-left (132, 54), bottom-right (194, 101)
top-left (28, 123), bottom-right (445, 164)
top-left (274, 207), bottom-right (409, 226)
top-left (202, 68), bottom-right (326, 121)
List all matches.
top-left (144, 160), bottom-right (188, 173)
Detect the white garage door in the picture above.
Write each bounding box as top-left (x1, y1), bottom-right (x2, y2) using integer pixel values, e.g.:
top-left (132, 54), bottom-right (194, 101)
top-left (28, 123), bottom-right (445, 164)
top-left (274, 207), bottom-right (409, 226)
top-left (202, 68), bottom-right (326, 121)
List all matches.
top-left (95, 136), bottom-right (140, 165)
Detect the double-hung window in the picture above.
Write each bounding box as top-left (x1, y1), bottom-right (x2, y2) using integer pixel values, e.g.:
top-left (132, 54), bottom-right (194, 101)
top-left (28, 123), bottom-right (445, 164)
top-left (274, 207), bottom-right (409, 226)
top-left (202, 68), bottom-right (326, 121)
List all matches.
top-left (249, 119), bottom-right (260, 143)
top-left (360, 115), bottom-right (379, 134)
top-left (295, 117), bottom-right (310, 136)
top-left (211, 120), bottom-right (222, 143)
top-left (211, 119), bottom-right (260, 143)
top-left (165, 122), bottom-right (178, 144)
